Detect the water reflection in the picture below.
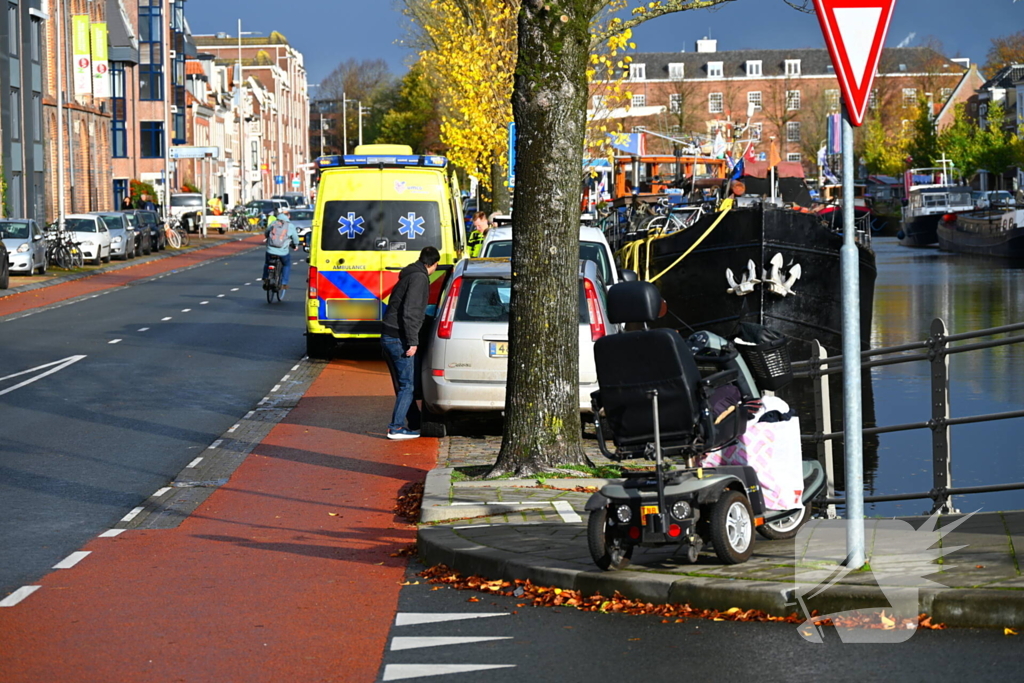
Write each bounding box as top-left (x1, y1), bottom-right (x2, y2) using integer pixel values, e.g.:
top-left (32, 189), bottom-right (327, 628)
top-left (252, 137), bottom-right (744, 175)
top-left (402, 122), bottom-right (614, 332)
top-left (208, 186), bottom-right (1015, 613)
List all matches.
top-left (842, 240), bottom-right (1024, 515)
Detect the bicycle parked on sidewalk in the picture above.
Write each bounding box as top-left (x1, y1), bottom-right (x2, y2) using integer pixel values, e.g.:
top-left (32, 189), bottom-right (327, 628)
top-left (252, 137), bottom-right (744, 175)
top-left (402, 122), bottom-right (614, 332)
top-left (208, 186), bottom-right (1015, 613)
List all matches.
top-left (163, 216), bottom-right (190, 249)
top-left (45, 224), bottom-right (85, 269)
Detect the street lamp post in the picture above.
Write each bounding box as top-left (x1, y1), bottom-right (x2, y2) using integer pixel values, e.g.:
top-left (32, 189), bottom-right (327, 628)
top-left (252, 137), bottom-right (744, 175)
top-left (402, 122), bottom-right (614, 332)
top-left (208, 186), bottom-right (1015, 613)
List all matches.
top-left (237, 20), bottom-right (261, 204)
top-left (55, 0), bottom-right (66, 228)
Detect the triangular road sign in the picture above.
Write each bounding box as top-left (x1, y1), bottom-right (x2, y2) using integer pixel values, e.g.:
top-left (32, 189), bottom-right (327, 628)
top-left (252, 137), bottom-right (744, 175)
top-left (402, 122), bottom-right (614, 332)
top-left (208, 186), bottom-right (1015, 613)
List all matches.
top-left (813, 0), bottom-right (897, 126)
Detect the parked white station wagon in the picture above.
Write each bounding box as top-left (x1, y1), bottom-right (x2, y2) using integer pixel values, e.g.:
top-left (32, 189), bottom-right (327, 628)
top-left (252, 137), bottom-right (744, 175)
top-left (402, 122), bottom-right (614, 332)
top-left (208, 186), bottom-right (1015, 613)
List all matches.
top-left (420, 257), bottom-right (616, 435)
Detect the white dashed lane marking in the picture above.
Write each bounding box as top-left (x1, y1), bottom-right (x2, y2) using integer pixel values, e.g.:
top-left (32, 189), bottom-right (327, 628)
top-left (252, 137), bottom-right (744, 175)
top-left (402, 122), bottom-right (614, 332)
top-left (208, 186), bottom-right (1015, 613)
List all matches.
top-left (200, 301), bottom-right (209, 305)
top-left (99, 529), bottom-right (126, 538)
top-left (181, 309), bottom-right (191, 312)
top-left (108, 339), bottom-right (122, 344)
top-left (231, 288), bottom-right (239, 291)
top-left (187, 457), bottom-right (203, 468)
top-left (121, 506), bottom-right (145, 522)
top-left (227, 424), bottom-right (240, 433)
top-left (209, 439), bottom-right (223, 449)
top-left (53, 551), bottom-right (91, 569)
top-left (0, 586), bottom-right (41, 607)
top-left (138, 328), bottom-right (150, 332)
top-left (217, 294), bottom-right (225, 298)
top-left (152, 487), bottom-right (172, 498)
top-left (162, 317), bottom-right (172, 321)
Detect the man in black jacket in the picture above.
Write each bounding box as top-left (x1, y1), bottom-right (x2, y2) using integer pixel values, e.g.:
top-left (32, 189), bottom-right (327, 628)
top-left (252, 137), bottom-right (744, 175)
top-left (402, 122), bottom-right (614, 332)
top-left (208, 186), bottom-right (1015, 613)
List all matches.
top-left (381, 246), bottom-right (441, 440)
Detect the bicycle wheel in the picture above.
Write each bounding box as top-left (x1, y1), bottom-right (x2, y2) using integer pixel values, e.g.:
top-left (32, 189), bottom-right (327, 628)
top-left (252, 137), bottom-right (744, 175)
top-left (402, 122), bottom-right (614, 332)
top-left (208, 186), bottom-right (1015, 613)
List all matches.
top-left (266, 282), bottom-right (275, 304)
top-left (177, 228), bottom-right (190, 247)
top-left (165, 228), bottom-right (182, 249)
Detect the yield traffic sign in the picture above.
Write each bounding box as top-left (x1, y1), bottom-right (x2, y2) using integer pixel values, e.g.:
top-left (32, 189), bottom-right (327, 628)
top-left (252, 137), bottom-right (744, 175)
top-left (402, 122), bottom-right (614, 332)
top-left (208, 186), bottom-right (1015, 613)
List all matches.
top-left (813, 0), bottom-right (897, 126)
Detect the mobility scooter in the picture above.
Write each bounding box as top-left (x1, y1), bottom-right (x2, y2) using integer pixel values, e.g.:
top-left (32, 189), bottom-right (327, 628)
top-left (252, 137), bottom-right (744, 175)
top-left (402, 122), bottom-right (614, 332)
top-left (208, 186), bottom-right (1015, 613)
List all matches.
top-left (585, 281), bottom-right (826, 569)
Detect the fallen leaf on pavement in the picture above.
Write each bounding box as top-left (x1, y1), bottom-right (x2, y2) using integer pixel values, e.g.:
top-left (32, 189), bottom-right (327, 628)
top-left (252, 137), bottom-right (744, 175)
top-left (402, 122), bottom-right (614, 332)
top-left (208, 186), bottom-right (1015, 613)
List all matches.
top-left (1005, 628), bottom-right (1018, 636)
top-left (328, 513), bottom-right (339, 517)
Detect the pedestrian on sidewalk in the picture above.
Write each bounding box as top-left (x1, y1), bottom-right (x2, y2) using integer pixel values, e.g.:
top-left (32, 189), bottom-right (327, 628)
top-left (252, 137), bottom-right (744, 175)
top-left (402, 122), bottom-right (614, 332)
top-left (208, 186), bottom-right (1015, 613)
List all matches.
top-left (381, 246), bottom-right (441, 440)
top-left (140, 194), bottom-right (157, 211)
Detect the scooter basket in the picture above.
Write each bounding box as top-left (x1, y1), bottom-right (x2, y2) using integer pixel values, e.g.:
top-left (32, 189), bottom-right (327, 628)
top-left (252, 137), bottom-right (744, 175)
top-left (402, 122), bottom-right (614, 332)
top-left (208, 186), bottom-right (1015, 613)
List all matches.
top-left (738, 337), bottom-right (792, 391)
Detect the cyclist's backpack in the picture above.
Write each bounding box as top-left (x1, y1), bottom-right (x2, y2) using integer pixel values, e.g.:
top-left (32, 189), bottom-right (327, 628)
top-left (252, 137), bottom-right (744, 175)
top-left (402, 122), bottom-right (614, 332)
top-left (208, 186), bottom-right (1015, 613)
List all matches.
top-left (267, 222), bottom-right (290, 249)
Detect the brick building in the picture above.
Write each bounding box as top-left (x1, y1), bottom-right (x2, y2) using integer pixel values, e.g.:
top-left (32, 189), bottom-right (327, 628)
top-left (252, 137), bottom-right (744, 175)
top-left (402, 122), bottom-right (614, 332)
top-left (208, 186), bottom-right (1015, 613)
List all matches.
top-left (192, 31), bottom-right (309, 201)
top-left (42, 0), bottom-right (114, 221)
top-left (591, 39), bottom-right (977, 174)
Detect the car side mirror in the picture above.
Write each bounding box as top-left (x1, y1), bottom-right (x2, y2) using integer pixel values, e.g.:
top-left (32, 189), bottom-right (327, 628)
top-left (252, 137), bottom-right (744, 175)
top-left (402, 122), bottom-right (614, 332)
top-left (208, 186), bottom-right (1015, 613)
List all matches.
top-left (33, 233), bottom-right (44, 241)
top-left (619, 268), bottom-right (638, 282)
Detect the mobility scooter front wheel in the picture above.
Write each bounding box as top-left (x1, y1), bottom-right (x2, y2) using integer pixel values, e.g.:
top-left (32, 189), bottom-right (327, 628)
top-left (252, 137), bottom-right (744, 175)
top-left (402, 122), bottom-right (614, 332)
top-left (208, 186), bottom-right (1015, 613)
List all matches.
top-left (587, 507), bottom-right (633, 571)
top-left (709, 491), bottom-right (755, 564)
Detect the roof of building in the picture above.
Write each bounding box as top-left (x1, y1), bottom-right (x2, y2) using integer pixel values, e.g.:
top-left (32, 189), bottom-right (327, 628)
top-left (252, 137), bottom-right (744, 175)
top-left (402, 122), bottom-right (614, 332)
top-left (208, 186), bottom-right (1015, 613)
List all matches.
top-left (193, 31), bottom-right (290, 48)
top-left (629, 46), bottom-right (966, 80)
top-left (980, 63), bottom-right (1024, 90)
top-left (185, 60), bottom-right (206, 77)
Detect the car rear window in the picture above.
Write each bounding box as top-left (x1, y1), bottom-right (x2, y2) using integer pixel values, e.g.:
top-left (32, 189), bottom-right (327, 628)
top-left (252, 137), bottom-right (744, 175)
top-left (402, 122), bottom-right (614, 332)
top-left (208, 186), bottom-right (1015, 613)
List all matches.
top-left (0, 222), bottom-right (30, 239)
top-left (171, 195), bottom-right (203, 207)
top-left (290, 210), bottom-right (314, 220)
top-left (454, 277), bottom-right (588, 324)
top-left (320, 200), bottom-right (441, 252)
top-left (65, 218), bottom-right (98, 232)
top-left (482, 239), bottom-right (612, 284)
top-left (99, 216), bottom-right (124, 231)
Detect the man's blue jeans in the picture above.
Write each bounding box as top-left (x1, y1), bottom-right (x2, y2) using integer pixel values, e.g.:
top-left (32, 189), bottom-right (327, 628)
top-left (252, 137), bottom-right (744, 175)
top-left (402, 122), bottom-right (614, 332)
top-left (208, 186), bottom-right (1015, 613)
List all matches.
top-left (381, 335), bottom-right (421, 432)
top-left (263, 251), bottom-right (292, 285)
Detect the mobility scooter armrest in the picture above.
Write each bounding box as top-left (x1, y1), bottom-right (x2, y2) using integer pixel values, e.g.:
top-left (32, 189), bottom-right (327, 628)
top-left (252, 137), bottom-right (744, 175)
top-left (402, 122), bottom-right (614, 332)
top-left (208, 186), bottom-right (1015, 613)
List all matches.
top-left (698, 367), bottom-right (739, 391)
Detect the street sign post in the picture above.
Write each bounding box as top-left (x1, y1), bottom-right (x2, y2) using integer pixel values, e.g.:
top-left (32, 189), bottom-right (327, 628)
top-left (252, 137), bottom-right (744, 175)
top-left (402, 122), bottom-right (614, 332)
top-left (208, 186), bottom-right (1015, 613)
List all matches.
top-left (813, 0), bottom-right (897, 570)
top-left (169, 146), bottom-right (221, 160)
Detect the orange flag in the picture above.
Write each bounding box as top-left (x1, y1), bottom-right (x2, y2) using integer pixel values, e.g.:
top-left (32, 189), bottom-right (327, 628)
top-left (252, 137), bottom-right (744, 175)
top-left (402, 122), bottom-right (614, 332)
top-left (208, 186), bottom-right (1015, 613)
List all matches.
top-left (768, 138), bottom-right (781, 169)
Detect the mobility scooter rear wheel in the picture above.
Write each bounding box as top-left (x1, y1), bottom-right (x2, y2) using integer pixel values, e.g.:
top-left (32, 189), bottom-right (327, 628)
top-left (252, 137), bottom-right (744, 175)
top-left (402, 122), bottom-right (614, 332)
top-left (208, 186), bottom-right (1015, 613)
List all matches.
top-left (757, 503), bottom-right (811, 540)
top-left (710, 491), bottom-right (755, 564)
top-left (587, 507), bottom-right (633, 571)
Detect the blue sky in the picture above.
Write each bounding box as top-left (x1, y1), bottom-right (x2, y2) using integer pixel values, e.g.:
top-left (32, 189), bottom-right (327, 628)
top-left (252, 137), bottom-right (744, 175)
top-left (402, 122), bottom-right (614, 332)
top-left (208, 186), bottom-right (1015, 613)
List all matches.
top-left (186, 0), bottom-right (1020, 85)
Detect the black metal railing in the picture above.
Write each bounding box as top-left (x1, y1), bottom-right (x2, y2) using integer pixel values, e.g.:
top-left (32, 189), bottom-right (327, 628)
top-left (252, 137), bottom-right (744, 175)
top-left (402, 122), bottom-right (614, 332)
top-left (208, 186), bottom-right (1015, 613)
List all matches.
top-left (792, 318), bottom-right (1024, 515)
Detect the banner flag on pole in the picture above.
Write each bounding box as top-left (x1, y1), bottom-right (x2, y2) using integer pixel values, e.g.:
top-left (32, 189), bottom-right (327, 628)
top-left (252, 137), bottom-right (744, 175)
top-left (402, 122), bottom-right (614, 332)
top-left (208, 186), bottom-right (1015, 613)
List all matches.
top-left (90, 23), bottom-right (110, 98)
top-left (71, 15), bottom-right (92, 95)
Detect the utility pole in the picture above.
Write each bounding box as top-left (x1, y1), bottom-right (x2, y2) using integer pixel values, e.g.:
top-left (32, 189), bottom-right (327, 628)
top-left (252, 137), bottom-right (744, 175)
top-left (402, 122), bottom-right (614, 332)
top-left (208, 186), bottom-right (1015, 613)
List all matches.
top-left (55, 0), bottom-right (66, 228)
top-left (342, 92), bottom-right (348, 154)
top-left (236, 21), bottom-right (260, 204)
top-left (357, 100), bottom-right (363, 147)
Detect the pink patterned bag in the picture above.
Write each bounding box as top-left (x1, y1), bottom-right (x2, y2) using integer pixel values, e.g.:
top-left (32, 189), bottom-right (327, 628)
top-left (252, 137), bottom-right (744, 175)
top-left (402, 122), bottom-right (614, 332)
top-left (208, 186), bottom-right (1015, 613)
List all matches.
top-left (700, 396), bottom-right (804, 511)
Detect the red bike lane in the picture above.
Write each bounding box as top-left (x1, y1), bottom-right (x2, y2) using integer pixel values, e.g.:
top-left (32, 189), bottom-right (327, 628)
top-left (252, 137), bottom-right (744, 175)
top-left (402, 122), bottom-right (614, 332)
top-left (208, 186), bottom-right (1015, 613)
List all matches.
top-left (0, 359), bottom-right (438, 683)
top-left (0, 236), bottom-right (263, 318)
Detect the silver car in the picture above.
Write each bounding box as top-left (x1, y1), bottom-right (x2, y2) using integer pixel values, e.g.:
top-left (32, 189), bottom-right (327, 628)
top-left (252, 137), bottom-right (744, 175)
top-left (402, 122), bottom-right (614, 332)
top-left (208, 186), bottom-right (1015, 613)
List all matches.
top-left (1, 219), bottom-right (47, 274)
top-left (288, 207), bottom-right (314, 241)
top-left (421, 258), bottom-right (616, 429)
top-left (91, 213), bottom-right (136, 260)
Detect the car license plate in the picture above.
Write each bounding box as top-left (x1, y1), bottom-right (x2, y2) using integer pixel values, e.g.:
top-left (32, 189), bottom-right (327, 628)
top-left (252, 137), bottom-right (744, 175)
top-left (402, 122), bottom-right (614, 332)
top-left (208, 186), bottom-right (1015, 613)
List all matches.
top-left (488, 342), bottom-right (508, 358)
top-left (325, 299), bottom-right (380, 321)
top-left (641, 505), bottom-right (659, 522)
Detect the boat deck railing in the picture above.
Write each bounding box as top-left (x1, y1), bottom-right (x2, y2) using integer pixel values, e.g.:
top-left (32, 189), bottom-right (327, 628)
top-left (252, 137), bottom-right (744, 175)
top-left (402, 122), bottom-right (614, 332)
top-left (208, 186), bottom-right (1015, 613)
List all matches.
top-left (791, 318), bottom-right (1024, 516)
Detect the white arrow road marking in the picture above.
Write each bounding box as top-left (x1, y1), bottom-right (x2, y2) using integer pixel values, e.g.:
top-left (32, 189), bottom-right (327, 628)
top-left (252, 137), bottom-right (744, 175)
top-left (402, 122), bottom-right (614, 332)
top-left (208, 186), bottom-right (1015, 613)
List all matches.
top-left (551, 500), bottom-right (582, 524)
top-left (0, 586), bottom-right (41, 607)
top-left (390, 636), bottom-right (512, 652)
top-left (834, 6), bottom-right (883, 88)
top-left (53, 551), bottom-right (91, 569)
top-left (0, 355), bottom-right (87, 397)
top-left (395, 613), bottom-right (509, 627)
top-left (382, 664), bottom-right (515, 681)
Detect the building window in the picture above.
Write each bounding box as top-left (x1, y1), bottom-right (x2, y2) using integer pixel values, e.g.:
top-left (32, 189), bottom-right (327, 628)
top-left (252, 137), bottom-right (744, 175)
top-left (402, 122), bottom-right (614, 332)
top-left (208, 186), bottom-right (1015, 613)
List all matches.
top-left (139, 0), bottom-right (164, 101)
top-left (140, 121), bottom-right (164, 158)
top-left (669, 93), bottom-right (682, 113)
top-left (30, 17), bottom-right (41, 62)
top-left (630, 63), bottom-right (646, 81)
top-left (786, 90), bottom-right (801, 111)
top-left (631, 93), bottom-right (646, 107)
top-left (670, 124), bottom-right (681, 133)
top-left (746, 60), bottom-right (762, 77)
top-left (786, 121), bottom-right (801, 142)
top-left (787, 153), bottom-right (802, 162)
top-left (869, 89), bottom-right (879, 110)
top-left (111, 63), bottom-right (128, 157)
top-left (940, 87), bottom-right (953, 102)
top-left (747, 91), bottom-right (762, 111)
top-left (826, 89), bottom-right (840, 111)
top-left (750, 122), bottom-right (762, 140)
top-left (708, 92), bottom-right (724, 113)
top-left (902, 88), bottom-right (918, 108)
top-left (707, 61), bottom-right (723, 78)
top-left (785, 59), bottom-right (801, 76)
top-left (8, 3), bottom-right (18, 57)
top-left (32, 94), bottom-right (40, 142)
top-left (9, 172), bottom-right (21, 217)
top-left (113, 179), bottom-right (129, 209)
top-left (10, 88), bottom-right (20, 141)
top-left (668, 63), bottom-right (684, 80)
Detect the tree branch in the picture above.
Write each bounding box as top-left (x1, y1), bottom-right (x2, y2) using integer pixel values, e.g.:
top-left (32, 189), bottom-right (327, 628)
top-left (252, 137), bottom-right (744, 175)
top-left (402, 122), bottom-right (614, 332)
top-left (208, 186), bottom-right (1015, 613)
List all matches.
top-left (593, 0), bottom-right (738, 43)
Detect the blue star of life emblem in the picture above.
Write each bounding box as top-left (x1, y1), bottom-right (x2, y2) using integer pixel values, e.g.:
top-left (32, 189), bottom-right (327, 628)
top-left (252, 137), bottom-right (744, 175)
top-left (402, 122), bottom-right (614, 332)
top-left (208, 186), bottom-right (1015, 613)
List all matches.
top-left (337, 212), bottom-right (365, 239)
top-left (398, 212), bottom-right (425, 239)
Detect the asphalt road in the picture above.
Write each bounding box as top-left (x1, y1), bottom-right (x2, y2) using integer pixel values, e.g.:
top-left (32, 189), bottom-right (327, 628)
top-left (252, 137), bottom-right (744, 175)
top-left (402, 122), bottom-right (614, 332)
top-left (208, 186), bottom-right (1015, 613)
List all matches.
top-left (0, 247), bottom-right (308, 595)
top-left (383, 561), bottom-right (1019, 682)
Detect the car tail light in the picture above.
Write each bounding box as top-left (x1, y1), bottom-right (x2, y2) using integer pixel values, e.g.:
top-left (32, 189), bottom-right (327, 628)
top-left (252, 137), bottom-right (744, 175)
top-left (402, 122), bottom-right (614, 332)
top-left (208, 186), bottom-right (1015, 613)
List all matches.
top-left (437, 276), bottom-right (462, 340)
top-left (431, 369), bottom-right (444, 377)
top-left (583, 278), bottom-right (606, 341)
top-left (628, 526), bottom-right (641, 540)
top-left (667, 524), bottom-right (682, 538)
top-left (308, 266), bottom-right (318, 299)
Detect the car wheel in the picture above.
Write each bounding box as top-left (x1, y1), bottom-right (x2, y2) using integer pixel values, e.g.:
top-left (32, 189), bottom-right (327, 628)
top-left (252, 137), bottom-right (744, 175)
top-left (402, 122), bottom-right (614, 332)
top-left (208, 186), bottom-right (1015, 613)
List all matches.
top-left (38, 257), bottom-right (46, 275)
top-left (710, 490), bottom-right (755, 565)
top-left (420, 407), bottom-right (448, 438)
top-left (0, 263), bottom-right (9, 289)
top-left (93, 253), bottom-right (102, 266)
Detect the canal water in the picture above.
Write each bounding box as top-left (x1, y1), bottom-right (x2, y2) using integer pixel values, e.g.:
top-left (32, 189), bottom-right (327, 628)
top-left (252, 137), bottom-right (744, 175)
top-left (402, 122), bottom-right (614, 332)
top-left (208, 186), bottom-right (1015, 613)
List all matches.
top-left (839, 238), bottom-right (1024, 516)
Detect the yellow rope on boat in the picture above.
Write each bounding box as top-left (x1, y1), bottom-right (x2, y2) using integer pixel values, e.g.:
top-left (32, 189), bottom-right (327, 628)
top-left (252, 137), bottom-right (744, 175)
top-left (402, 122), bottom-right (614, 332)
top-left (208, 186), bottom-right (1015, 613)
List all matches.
top-left (646, 198), bottom-right (734, 283)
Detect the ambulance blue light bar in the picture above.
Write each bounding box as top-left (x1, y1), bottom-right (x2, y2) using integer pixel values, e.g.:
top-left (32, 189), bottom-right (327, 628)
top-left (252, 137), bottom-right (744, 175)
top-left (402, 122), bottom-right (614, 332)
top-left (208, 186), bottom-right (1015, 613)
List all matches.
top-left (316, 155), bottom-right (448, 169)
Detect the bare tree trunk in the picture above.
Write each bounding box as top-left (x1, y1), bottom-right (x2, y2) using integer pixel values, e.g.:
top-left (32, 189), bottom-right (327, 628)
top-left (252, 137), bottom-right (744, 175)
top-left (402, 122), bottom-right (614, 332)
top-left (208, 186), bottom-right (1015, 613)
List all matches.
top-left (490, 1), bottom-right (597, 476)
top-left (490, 161), bottom-right (511, 214)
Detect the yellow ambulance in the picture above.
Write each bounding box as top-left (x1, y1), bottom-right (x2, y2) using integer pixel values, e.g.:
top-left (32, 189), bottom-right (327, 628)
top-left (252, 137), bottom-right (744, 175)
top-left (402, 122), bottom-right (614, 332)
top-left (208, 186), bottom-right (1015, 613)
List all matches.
top-left (305, 144), bottom-right (464, 357)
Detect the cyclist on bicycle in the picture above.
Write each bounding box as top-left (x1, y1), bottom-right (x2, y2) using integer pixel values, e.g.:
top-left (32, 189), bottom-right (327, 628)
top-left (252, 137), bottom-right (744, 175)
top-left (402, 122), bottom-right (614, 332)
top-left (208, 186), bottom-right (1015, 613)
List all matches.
top-left (263, 207), bottom-right (300, 296)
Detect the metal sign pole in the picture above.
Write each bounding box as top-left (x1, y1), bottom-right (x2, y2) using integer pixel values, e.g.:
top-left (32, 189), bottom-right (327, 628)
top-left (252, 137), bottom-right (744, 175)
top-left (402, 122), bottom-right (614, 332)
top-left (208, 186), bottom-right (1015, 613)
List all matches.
top-left (841, 103), bottom-right (864, 568)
